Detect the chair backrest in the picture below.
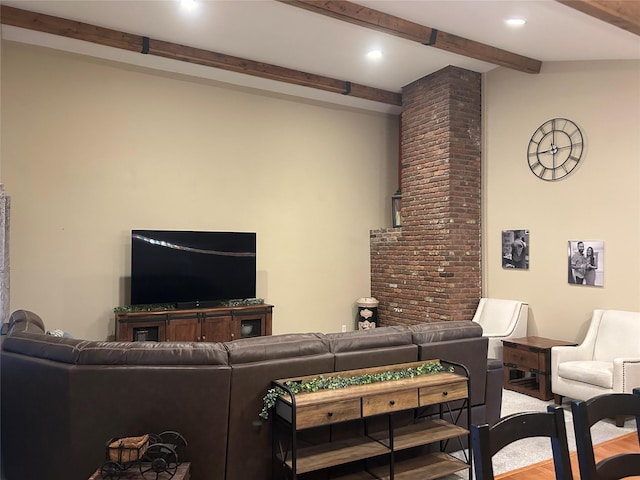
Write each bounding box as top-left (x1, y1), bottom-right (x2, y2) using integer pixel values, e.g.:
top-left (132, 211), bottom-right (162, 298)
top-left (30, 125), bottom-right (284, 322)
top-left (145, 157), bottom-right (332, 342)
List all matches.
top-left (471, 405), bottom-right (573, 480)
top-left (471, 298), bottom-right (528, 337)
top-left (592, 310), bottom-right (640, 362)
top-left (571, 389), bottom-right (640, 480)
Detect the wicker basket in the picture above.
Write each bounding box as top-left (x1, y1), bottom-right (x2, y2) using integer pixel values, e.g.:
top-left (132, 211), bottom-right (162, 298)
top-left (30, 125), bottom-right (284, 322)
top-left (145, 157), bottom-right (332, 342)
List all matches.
top-left (108, 434), bottom-right (149, 463)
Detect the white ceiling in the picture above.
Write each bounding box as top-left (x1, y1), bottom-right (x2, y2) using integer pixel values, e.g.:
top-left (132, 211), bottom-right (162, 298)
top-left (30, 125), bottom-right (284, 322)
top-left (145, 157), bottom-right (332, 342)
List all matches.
top-left (2, 0), bottom-right (639, 113)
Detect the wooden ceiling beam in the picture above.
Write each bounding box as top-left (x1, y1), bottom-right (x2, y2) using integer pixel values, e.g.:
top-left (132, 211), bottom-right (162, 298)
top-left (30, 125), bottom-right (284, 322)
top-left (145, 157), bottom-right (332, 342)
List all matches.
top-left (555, 0), bottom-right (640, 36)
top-left (0, 5), bottom-right (143, 52)
top-left (148, 38), bottom-right (401, 105)
top-left (277, 0), bottom-right (542, 74)
top-left (0, 5), bottom-right (401, 106)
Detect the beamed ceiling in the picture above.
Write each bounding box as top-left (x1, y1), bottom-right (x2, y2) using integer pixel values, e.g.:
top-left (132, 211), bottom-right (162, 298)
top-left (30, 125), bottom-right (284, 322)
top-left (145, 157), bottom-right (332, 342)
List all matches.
top-left (1, 0), bottom-right (639, 113)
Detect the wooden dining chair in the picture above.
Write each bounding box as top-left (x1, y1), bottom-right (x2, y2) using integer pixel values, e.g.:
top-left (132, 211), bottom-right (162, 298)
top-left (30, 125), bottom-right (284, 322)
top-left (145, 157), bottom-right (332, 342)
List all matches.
top-left (571, 388), bottom-right (640, 480)
top-left (471, 405), bottom-right (573, 480)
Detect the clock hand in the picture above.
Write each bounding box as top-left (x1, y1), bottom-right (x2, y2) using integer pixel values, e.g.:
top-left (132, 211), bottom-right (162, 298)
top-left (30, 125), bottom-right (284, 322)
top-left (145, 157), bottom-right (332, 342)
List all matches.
top-left (539, 146), bottom-right (557, 154)
top-left (540, 145), bottom-right (572, 154)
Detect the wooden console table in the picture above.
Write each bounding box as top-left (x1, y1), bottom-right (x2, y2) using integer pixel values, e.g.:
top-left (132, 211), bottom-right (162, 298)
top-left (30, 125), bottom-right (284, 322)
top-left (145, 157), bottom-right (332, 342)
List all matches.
top-left (502, 336), bottom-right (577, 400)
top-left (89, 462), bottom-right (190, 479)
top-left (271, 360), bottom-right (471, 480)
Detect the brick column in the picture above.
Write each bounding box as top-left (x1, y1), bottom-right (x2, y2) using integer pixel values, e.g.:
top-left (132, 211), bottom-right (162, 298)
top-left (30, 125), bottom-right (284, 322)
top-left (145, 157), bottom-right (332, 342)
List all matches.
top-left (371, 66), bottom-right (481, 326)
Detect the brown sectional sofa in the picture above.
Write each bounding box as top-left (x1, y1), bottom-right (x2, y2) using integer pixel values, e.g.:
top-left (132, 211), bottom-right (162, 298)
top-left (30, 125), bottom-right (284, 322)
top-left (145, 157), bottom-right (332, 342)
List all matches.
top-left (1, 310), bottom-right (503, 480)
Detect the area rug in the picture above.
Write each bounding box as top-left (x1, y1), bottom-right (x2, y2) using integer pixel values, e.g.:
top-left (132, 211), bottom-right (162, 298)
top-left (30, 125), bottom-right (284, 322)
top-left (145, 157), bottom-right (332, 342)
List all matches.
top-left (442, 388), bottom-right (636, 479)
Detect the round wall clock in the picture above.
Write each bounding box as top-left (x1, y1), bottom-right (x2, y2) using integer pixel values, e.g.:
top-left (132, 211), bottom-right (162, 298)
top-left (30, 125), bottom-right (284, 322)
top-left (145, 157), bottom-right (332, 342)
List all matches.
top-left (527, 118), bottom-right (584, 181)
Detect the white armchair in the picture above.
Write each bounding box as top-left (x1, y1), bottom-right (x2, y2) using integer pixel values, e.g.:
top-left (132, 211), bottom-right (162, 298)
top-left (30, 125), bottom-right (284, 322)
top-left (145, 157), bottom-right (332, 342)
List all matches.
top-left (551, 309), bottom-right (640, 409)
top-left (471, 298), bottom-right (528, 360)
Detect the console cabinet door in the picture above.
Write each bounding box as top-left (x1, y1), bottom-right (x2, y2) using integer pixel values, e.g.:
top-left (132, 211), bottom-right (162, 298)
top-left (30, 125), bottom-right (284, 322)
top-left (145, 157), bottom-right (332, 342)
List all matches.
top-left (201, 314), bottom-right (233, 343)
top-left (166, 313), bottom-right (200, 342)
top-left (116, 314), bottom-right (167, 342)
top-left (231, 310), bottom-right (267, 340)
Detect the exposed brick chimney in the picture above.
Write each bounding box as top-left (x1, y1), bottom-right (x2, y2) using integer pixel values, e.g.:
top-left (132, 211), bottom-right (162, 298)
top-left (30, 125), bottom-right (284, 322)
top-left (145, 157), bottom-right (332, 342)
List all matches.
top-left (371, 66), bottom-right (482, 326)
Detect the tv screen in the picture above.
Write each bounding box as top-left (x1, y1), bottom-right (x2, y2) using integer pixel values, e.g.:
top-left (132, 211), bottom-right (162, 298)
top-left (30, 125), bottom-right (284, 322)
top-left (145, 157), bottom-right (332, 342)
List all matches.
top-left (130, 230), bottom-right (256, 307)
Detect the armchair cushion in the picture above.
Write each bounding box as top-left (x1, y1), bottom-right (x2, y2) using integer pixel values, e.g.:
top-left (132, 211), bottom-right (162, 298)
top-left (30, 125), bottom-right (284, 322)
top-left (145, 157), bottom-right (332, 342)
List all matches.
top-left (557, 360), bottom-right (612, 389)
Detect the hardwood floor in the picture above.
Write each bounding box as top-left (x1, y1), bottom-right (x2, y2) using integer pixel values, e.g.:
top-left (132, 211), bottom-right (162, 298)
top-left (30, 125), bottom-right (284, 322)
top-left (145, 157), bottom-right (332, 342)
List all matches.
top-left (495, 432), bottom-right (640, 480)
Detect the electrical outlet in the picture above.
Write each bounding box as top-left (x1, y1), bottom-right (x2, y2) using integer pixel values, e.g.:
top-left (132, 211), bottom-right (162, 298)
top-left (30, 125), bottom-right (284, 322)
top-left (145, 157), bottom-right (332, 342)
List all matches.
top-left (341, 324), bottom-right (347, 332)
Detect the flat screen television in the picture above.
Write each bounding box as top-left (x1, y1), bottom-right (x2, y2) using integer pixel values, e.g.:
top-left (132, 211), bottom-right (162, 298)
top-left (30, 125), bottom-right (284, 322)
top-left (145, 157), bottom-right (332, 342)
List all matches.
top-left (130, 230), bottom-right (256, 307)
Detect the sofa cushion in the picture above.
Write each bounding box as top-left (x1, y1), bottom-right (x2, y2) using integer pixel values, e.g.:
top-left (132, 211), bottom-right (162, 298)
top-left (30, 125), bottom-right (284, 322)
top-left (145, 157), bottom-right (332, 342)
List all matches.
top-left (77, 341), bottom-right (229, 365)
top-left (409, 320), bottom-right (482, 344)
top-left (2, 333), bottom-right (231, 366)
top-left (324, 326), bottom-right (417, 372)
top-left (2, 331), bottom-right (87, 364)
top-left (224, 333), bottom-right (330, 364)
top-left (324, 326), bottom-right (412, 352)
top-left (557, 360), bottom-right (613, 389)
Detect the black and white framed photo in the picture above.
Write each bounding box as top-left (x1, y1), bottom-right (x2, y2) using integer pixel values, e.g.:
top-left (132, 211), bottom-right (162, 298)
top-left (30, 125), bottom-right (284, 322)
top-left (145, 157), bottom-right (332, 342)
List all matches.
top-left (568, 240), bottom-right (604, 286)
top-left (502, 229), bottom-right (529, 269)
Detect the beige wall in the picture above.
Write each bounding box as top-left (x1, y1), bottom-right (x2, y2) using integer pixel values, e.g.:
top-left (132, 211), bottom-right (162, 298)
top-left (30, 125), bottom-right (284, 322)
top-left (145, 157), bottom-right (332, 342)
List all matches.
top-left (2, 41), bottom-right (639, 343)
top-left (1, 42), bottom-right (398, 340)
top-left (483, 60), bottom-right (640, 342)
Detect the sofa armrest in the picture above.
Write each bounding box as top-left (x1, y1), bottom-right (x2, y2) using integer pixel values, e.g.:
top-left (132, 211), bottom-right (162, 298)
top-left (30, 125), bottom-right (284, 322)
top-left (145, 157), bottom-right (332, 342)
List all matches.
top-left (485, 359), bottom-right (504, 426)
top-left (551, 344), bottom-right (587, 387)
top-left (416, 336), bottom-right (488, 407)
top-left (613, 357), bottom-right (640, 392)
top-left (552, 340), bottom-right (595, 369)
top-left (487, 358), bottom-right (504, 371)
top-left (552, 344), bottom-right (589, 363)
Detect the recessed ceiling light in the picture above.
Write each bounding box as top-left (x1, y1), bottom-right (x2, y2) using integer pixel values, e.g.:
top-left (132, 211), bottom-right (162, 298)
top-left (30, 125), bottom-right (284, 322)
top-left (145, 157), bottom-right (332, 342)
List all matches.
top-left (180, 0), bottom-right (198, 11)
top-left (505, 18), bottom-right (526, 26)
top-left (366, 50), bottom-right (383, 61)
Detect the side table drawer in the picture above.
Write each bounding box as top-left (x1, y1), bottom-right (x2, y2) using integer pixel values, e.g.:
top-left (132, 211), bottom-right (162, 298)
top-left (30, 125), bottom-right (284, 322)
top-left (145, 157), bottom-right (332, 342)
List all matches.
top-left (420, 380), bottom-right (467, 405)
top-left (363, 389), bottom-right (418, 416)
top-left (504, 347), bottom-right (540, 371)
top-left (296, 399), bottom-right (361, 429)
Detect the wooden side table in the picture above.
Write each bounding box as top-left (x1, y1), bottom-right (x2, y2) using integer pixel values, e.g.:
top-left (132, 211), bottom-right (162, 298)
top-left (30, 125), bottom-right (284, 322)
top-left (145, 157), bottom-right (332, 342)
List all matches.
top-left (89, 462), bottom-right (190, 480)
top-left (502, 336), bottom-right (576, 401)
